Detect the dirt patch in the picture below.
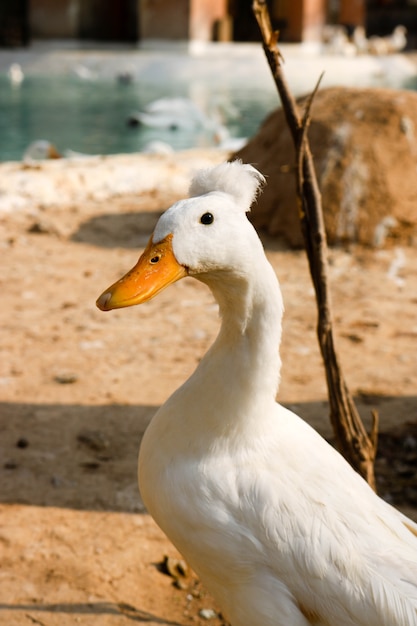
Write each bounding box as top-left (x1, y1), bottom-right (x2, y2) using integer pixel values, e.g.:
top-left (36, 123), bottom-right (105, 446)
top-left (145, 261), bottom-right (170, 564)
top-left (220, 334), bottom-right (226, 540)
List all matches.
top-left (236, 87), bottom-right (417, 247)
top-left (0, 149), bottom-right (416, 625)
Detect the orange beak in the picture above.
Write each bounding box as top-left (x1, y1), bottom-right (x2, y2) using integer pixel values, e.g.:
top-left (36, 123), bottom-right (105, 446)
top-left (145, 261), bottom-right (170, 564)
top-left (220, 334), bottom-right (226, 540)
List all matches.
top-left (96, 234), bottom-right (187, 311)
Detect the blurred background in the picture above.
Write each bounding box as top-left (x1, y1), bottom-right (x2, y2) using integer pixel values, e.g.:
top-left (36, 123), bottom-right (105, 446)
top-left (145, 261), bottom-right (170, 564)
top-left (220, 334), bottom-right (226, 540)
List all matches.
top-left (1, 0), bottom-right (417, 48)
top-left (0, 0), bottom-right (416, 162)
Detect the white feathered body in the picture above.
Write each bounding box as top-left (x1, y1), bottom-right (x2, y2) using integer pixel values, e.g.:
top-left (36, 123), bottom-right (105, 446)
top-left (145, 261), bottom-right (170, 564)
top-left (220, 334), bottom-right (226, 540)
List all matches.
top-left (140, 402), bottom-right (417, 626)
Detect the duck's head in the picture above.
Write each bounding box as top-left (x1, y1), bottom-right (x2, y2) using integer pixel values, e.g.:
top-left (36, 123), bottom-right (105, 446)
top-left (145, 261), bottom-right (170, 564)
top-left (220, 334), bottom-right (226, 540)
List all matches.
top-left (96, 160), bottom-right (265, 311)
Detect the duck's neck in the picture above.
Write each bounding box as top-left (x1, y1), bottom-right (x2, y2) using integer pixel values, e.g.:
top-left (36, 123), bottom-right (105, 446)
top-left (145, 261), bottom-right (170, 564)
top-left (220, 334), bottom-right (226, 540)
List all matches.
top-left (196, 258), bottom-right (284, 407)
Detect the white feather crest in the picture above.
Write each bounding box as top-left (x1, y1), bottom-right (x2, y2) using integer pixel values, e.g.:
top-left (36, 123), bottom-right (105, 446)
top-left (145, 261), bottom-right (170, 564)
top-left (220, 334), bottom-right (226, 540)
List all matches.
top-left (189, 160), bottom-right (265, 212)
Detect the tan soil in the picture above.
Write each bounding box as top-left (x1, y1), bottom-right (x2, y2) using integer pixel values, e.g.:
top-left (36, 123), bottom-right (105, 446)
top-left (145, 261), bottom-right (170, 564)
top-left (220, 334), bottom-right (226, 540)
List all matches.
top-left (236, 87), bottom-right (417, 248)
top-left (1, 147), bottom-right (416, 626)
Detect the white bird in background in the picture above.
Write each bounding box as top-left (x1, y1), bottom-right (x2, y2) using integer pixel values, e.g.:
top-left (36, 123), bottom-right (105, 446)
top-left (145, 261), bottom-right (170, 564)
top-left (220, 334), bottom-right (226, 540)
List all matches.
top-left (321, 24), bottom-right (354, 56)
top-left (323, 24), bottom-right (407, 56)
top-left (127, 96), bottom-right (245, 151)
top-left (368, 25), bottom-right (407, 55)
top-left (128, 97), bottom-right (208, 130)
top-left (97, 161), bottom-right (417, 626)
top-left (73, 64), bottom-right (96, 81)
top-left (128, 96), bottom-right (241, 138)
top-left (7, 63), bottom-right (24, 85)
top-left (23, 140), bottom-right (61, 161)
top-left (352, 26), bottom-right (369, 55)
top-left (22, 140), bottom-right (91, 161)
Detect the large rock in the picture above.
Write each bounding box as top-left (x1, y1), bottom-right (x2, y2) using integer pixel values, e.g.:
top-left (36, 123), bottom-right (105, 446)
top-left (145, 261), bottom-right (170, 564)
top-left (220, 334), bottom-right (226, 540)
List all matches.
top-left (235, 87), bottom-right (417, 247)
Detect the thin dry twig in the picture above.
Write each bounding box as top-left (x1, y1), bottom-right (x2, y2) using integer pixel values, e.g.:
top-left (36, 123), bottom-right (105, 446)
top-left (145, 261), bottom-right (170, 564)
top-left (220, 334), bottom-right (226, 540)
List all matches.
top-left (252, 0), bottom-right (378, 489)
top-left (25, 614), bottom-right (49, 626)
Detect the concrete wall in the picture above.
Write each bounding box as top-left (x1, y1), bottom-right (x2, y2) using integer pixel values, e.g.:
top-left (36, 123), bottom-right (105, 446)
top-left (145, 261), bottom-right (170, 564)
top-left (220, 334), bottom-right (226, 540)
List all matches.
top-left (190, 0), bottom-right (228, 41)
top-left (139, 0), bottom-right (190, 39)
top-left (285, 0), bottom-right (326, 42)
top-left (25, 0), bottom-right (366, 45)
top-left (29, 0), bottom-right (80, 38)
top-left (29, 0), bottom-right (137, 40)
top-left (302, 0), bottom-right (326, 41)
top-left (339, 0), bottom-right (365, 28)
top-left (139, 0), bottom-right (228, 41)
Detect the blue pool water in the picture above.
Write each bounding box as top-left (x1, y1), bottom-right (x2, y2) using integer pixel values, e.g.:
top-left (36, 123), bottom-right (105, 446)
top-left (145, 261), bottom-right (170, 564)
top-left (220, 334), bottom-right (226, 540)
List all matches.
top-left (0, 74), bottom-right (277, 162)
top-left (1, 46), bottom-right (416, 163)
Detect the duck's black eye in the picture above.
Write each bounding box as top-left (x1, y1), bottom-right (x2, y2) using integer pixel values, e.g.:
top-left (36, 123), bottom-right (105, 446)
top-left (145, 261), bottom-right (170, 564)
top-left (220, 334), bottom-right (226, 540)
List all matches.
top-left (150, 255), bottom-right (160, 264)
top-left (200, 212), bottom-right (214, 225)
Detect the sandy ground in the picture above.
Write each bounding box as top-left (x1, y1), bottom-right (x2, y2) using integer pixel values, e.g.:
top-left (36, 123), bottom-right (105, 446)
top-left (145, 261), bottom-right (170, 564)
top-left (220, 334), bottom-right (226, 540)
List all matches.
top-left (1, 149), bottom-right (416, 625)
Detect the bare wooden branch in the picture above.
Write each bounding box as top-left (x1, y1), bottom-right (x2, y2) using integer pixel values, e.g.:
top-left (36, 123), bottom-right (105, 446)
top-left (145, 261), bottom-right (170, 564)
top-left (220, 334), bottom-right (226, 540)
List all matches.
top-left (252, 0), bottom-right (378, 489)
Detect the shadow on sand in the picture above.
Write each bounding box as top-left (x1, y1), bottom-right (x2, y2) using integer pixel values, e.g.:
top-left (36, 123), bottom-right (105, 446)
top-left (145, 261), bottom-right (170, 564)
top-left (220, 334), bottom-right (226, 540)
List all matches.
top-left (1, 396), bottom-right (416, 512)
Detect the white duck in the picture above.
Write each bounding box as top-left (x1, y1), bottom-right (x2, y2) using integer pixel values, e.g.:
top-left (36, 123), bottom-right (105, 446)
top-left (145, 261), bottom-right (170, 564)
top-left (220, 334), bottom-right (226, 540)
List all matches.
top-left (97, 161), bottom-right (417, 626)
top-left (128, 97), bottom-right (208, 130)
top-left (368, 25), bottom-right (407, 55)
top-left (7, 63), bottom-right (24, 85)
top-left (23, 140), bottom-right (61, 161)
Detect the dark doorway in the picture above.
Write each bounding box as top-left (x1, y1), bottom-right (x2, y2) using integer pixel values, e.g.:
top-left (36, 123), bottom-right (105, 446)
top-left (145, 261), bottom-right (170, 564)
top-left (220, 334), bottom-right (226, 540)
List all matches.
top-left (79, 0), bottom-right (138, 42)
top-left (229, 0), bottom-right (288, 42)
top-left (0, 0), bottom-right (30, 47)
